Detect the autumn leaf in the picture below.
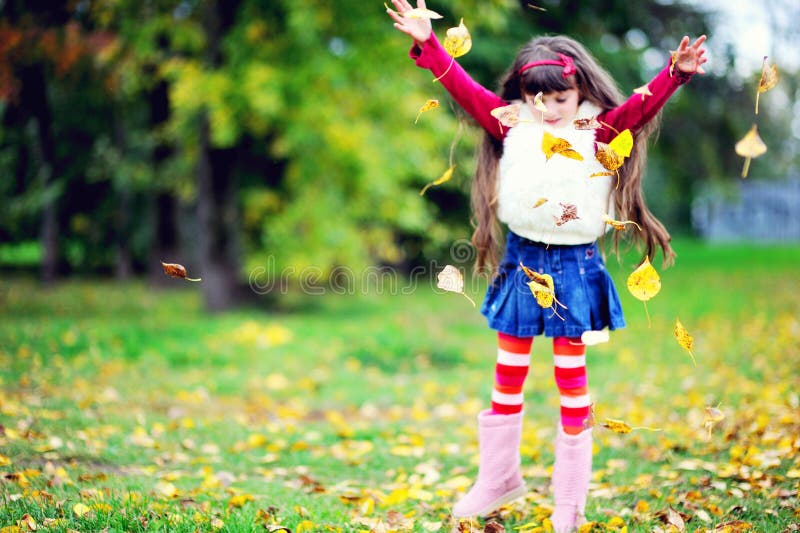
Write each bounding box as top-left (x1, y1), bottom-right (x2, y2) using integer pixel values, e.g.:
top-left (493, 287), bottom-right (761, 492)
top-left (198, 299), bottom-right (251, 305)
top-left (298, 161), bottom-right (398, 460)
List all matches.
top-left (490, 103), bottom-right (521, 129)
top-left (594, 143), bottom-right (625, 171)
top-left (608, 129), bottom-right (633, 157)
top-left (542, 131), bottom-right (584, 161)
top-left (532, 197), bottom-right (548, 208)
top-left (669, 51), bottom-right (678, 77)
top-left (437, 265), bottom-right (475, 307)
top-left (712, 520), bottom-right (754, 532)
top-left (674, 319), bottom-right (697, 366)
top-left (755, 56), bottom-right (779, 114)
top-left (434, 19), bottom-right (471, 82)
top-left (520, 262), bottom-right (568, 320)
top-left (400, 7), bottom-right (442, 19)
top-left (735, 124), bottom-right (767, 178)
top-left (627, 257), bottom-right (661, 326)
top-left (602, 214), bottom-right (642, 232)
top-left (554, 202), bottom-right (579, 226)
top-left (73, 502), bottom-right (92, 517)
top-left (602, 418), bottom-right (662, 434)
top-left (532, 91), bottom-right (548, 113)
top-left (573, 117), bottom-right (602, 130)
top-left (626, 257), bottom-right (661, 302)
top-left (443, 19), bottom-right (471, 58)
top-left (414, 99), bottom-right (439, 124)
top-left (704, 405), bottom-right (726, 436)
top-left (161, 261), bottom-right (201, 282)
top-left (419, 164), bottom-right (455, 196)
top-left (580, 329), bottom-right (609, 346)
top-left (634, 84), bottom-right (653, 100)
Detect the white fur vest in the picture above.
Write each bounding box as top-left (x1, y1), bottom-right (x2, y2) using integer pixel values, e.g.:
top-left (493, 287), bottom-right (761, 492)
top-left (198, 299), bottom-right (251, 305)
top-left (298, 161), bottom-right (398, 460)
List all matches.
top-left (497, 100), bottom-right (614, 244)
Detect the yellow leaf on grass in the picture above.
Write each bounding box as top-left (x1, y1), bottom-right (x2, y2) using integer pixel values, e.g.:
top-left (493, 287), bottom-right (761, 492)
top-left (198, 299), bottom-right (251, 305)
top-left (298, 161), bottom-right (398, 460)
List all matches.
top-left (674, 319), bottom-right (696, 366)
top-left (626, 257), bottom-right (661, 302)
top-left (443, 19), bottom-right (471, 58)
top-left (155, 481), bottom-right (178, 498)
top-left (419, 164), bottom-right (455, 196)
top-left (542, 132), bottom-right (583, 161)
top-left (414, 99), bottom-right (439, 124)
top-left (735, 124), bottom-right (767, 178)
top-left (228, 494), bottom-right (255, 507)
top-left (436, 265), bottom-right (475, 307)
top-left (73, 502), bottom-right (92, 518)
top-left (755, 56), bottom-right (779, 114)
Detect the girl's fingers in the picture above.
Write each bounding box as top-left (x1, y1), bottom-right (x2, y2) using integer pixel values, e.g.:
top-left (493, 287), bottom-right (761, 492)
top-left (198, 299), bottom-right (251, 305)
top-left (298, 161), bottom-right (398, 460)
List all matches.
top-left (418, 0), bottom-right (427, 8)
top-left (691, 35), bottom-right (707, 49)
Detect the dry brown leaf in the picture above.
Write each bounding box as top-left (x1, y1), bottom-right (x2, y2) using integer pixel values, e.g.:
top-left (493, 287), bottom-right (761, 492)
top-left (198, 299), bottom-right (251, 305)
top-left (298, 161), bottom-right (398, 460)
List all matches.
top-left (161, 261), bottom-right (201, 282)
top-left (735, 124), bottom-right (767, 178)
top-left (414, 99), bottom-right (439, 124)
top-left (490, 104), bottom-right (522, 129)
top-left (573, 117), bottom-right (602, 130)
top-left (756, 56), bottom-right (779, 114)
top-left (437, 265), bottom-right (475, 307)
top-left (554, 202), bottom-right (579, 226)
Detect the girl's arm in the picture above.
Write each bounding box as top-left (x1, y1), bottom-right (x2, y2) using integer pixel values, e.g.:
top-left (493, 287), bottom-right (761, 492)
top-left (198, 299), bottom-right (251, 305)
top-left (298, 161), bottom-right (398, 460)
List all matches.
top-left (597, 35), bottom-right (707, 143)
top-left (388, 0), bottom-right (507, 140)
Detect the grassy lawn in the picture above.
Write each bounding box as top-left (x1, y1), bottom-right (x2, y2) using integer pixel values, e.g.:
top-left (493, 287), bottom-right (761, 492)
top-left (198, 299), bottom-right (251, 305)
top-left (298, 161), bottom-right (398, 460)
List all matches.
top-left (1, 239), bottom-right (799, 532)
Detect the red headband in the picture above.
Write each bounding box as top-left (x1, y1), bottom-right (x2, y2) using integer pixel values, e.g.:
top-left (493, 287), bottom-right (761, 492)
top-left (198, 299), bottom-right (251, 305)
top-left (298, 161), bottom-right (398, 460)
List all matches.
top-left (518, 53), bottom-right (576, 78)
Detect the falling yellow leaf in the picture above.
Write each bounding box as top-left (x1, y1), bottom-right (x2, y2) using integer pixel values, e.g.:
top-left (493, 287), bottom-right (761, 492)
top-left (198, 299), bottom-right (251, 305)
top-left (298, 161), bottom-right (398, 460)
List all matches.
top-left (589, 171), bottom-right (616, 178)
top-left (542, 132), bottom-right (584, 161)
top-left (602, 214), bottom-right (642, 232)
top-left (443, 19), bottom-right (471, 58)
top-left (73, 502), bottom-right (92, 518)
top-left (634, 84), bottom-right (653, 100)
top-left (161, 261), bottom-right (201, 282)
top-left (414, 99), bottom-right (439, 124)
top-left (674, 319), bottom-right (696, 366)
top-left (436, 265), bottom-right (475, 307)
top-left (626, 257), bottom-right (661, 302)
top-left (532, 91), bottom-right (548, 114)
top-left (669, 51), bottom-right (678, 77)
top-left (520, 262), bottom-right (568, 320)
top-left (401, 7), bottom-right (442, 19)
top-left (532, 197), bottom-right (548, 208)
top-left (490, 103), bottom-right (522, 131)
top-left (627, 257), bottom-right (660, 326)
top-left (595, 143), bottom-right (625, 171)
top-left (755, 56), bottom-right (779, 114)
top-left (419, 164), bottom-right (455, 196)
top-left (608, 129), bottom-right (633, 158)
top-left (735, 124), bottom-right (767, 178)
top-left (573, 117), bottom-right (602, 130)
top-left (602, 418), bottom-right (661, 434)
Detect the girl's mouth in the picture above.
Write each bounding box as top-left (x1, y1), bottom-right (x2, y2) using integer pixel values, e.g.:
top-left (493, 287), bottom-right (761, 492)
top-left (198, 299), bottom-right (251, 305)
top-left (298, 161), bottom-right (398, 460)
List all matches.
top-left (545, 118), bottom-right (561, 126)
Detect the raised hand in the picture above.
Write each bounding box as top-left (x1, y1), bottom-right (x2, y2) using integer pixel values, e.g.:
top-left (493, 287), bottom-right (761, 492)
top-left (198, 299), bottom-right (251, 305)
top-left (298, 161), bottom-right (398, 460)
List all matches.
top-left (673, 35), bottom-right (708, 75)
top-left (386, 0), bottom-right (433, 46)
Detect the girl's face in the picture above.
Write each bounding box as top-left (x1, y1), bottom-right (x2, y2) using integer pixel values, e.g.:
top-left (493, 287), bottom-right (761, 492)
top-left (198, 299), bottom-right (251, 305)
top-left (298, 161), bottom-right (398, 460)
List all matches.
top-left (525, 88), bottom-right (580, 128)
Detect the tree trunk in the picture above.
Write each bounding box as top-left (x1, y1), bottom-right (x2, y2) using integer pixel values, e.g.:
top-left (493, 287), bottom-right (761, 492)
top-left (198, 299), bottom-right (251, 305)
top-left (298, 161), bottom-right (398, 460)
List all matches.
top-left (196, 0), bottom-right (243, 311)
top-left (19, 64), bottom-right (59, 284)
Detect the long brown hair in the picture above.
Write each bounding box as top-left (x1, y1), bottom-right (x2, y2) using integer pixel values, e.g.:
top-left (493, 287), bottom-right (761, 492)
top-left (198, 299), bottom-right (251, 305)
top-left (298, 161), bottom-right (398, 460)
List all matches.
top-left (471, 35), bottom-right (674, 274)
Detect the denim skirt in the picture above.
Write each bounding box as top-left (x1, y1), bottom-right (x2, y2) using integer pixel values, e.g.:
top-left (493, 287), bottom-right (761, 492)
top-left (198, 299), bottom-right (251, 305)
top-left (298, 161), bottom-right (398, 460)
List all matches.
top-left (480, 231), bottom-right (626, 338)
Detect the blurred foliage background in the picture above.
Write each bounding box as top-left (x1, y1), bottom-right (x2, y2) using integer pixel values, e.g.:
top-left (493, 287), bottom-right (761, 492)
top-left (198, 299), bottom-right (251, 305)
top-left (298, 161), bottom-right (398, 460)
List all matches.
top-left (1, 0), bottom-right (798, 310)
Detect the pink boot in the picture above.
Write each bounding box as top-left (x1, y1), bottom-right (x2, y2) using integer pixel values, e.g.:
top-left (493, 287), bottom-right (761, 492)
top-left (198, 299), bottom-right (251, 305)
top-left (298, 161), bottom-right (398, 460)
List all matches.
top-left (452, 410), bottom-right (527, 518)
top-left (550, 426), bottom-right (593, 533)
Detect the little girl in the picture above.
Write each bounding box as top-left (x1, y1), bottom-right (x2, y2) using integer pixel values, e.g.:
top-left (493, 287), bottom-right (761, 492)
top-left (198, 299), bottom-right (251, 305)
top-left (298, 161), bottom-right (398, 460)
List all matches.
top-left (388, 1), bottom-right (707, 531)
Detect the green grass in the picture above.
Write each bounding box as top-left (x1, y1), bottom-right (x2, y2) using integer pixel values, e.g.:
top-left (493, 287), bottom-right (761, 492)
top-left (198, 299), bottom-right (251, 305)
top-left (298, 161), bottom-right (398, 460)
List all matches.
top-left (1, 239), bottom-right (799, 532)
